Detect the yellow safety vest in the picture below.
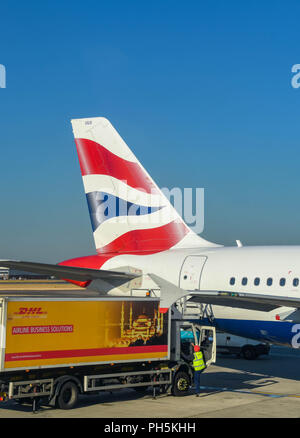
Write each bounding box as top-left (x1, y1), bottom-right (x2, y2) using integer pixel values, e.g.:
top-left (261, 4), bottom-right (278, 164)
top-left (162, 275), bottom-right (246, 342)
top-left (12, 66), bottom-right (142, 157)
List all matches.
top-left (193, 351), bottom-right (205, 371)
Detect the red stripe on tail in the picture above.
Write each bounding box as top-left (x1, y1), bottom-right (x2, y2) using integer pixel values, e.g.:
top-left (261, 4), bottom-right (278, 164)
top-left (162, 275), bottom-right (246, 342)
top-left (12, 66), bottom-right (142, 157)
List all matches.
top-left (75, 138), bottom-right (158, 194)
top-left (96, 220), bottom-right (189, 254)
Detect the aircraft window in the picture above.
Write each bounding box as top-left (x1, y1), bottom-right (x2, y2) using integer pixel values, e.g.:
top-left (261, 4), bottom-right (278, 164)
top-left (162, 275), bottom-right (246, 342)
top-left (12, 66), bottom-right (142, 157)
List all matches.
top-left (279, 278), bottom-right (286, 287)
top-left (254, 277), bottom-right (260, 286)
top-left (293, 278), bottom-right (299, 287)
top-left (229, 277), bottom-right (235, 285)
top-left (242, 277), bottom-right (248, 286)
top-left (267, 278), bottom-right (273, 286)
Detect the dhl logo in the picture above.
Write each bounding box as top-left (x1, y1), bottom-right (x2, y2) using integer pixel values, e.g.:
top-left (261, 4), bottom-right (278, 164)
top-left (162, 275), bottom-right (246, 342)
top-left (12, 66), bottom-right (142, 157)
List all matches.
top-left (13, 307), bottom-right (47, 316)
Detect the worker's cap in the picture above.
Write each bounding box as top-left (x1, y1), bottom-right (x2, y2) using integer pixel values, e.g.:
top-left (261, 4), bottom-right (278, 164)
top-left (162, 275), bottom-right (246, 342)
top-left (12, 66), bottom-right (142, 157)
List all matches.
top-left (194, 345), bottom-right (200, 352)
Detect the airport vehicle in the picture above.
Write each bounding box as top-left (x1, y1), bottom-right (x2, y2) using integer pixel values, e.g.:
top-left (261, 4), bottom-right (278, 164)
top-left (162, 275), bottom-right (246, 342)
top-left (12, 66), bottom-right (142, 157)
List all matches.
top-left (216, 332), bottom-right (270, 359)
top-left (2, 117), bottom-right (300, 349)
top-left (0, 295), bottom-right (216, 410)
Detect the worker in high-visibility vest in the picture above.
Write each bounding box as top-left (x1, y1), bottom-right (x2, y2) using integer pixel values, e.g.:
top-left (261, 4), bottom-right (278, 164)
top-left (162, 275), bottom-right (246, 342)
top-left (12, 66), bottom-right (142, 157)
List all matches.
top-left (192, 344), bottom-right (206, 396)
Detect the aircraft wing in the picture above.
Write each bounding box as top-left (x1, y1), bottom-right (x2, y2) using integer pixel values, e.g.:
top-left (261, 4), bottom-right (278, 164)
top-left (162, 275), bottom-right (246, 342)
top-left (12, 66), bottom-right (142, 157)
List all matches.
top-left (187, 292), bottom-right (300, 312)
top-left (148, 274), bottom-right (300, 313)
top-left (0, 260), bottom-right (139, 283)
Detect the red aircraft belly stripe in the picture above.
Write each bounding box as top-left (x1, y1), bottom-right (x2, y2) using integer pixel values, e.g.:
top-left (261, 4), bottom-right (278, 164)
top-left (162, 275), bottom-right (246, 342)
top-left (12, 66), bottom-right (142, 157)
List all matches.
top-left (59, 254), bottom-right (113, 288)
top-left (5, 345), bottom-right (168, 361)
top-left (75, 138), bottom-right (158, 194)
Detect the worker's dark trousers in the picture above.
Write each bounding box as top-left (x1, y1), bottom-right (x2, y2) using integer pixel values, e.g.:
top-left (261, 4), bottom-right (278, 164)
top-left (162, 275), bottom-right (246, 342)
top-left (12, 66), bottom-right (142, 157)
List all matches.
top-left (194, 370), bottom-right (202, 394)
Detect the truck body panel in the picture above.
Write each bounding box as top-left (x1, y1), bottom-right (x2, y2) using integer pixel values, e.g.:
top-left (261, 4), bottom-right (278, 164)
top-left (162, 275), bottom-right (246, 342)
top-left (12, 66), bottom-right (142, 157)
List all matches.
top-left (0, 297), bottom-right (169, 372)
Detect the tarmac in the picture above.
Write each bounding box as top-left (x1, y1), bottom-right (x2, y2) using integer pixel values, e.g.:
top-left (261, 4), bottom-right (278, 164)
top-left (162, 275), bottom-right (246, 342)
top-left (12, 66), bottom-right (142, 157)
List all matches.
top-left (0, 280), bottom-right (300, 418)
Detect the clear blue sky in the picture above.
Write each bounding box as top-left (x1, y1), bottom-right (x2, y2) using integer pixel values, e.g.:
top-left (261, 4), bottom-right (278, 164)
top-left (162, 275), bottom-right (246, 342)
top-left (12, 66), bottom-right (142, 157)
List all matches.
top-left (0, 0), bottom-right (300, 262)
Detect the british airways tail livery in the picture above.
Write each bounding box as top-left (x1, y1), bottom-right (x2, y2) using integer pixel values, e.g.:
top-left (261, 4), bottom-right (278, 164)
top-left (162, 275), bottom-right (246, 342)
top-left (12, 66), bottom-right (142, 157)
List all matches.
top-left (3, 117), bottom-right (300, 349)
top-left (72, 117), bottom-right (215, 255)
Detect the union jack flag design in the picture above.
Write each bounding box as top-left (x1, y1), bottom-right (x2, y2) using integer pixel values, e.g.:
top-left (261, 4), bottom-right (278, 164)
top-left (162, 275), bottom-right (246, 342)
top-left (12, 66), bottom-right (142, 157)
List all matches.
top-left (71, 117), bottom-right (201, 256)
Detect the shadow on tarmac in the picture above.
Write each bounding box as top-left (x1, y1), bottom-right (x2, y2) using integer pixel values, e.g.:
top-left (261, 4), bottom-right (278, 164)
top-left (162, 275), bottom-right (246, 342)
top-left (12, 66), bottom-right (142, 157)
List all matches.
top-left (0, 388), bottom-right (151, 414)
top-left (211, 346), bottom-right (300, 383)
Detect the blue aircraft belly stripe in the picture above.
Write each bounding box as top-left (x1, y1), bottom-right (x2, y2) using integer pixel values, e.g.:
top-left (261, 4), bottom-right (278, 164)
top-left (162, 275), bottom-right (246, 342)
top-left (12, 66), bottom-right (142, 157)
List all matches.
top-left (190, 318), bottom-right (299, 347)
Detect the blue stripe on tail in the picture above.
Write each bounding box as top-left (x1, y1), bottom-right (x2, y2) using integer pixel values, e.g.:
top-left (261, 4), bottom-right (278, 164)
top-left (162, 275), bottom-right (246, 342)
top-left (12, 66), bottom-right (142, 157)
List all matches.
top-left (86, 191), bottom-right (164, 231)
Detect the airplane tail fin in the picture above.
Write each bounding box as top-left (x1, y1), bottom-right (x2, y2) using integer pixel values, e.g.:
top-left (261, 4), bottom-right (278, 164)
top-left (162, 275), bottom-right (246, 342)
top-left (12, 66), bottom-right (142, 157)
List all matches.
top-left (71, 117), bottom-right (217, 254)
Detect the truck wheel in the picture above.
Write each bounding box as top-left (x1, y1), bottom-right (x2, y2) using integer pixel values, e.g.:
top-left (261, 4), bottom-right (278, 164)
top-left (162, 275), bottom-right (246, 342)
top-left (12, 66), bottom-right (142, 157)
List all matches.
top-left (172, 371), bottom-right (190, 397)
top-left (56, 381), bottom-right (79, 410)
top-left (241, 345), bottom-right (257, 360)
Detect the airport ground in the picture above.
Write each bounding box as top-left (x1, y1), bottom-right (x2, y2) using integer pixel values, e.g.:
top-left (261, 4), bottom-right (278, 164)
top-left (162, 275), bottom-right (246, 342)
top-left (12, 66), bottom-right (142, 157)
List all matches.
top-left (0, 280), bottom-right (300, 418)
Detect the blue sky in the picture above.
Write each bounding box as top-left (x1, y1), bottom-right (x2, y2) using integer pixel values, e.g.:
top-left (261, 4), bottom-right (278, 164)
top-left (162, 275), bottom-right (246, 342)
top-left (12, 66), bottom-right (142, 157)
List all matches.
top-left (0, 0), bottom-right (300, 262)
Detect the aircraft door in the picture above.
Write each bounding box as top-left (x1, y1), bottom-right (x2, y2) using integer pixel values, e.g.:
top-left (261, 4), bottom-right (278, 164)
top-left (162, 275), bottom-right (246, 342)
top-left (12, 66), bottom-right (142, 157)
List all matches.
top-left (179, 256), bottom-right (207, 290)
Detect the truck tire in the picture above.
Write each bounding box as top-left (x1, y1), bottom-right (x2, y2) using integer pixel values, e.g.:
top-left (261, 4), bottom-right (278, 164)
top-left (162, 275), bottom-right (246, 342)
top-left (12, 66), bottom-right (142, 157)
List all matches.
top-left (56, 381), bottom-right (79, 410)
top-left (172, 371), bottom-right (190, 396)
top-left (241, 345), bottom-right (258, 360)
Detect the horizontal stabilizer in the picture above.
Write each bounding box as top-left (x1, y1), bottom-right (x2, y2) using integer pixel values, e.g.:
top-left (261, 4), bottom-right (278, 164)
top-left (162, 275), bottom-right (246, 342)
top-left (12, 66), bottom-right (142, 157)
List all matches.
top-left (148, 273), bottom-right (191, 313)
top-left (0, 260), bottom-right (139, 283)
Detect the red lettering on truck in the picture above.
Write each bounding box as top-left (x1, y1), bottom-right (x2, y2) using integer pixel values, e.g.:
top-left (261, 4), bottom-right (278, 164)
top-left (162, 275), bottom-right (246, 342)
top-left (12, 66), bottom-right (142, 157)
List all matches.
top-left (13, 307), bottom-right (47, 316)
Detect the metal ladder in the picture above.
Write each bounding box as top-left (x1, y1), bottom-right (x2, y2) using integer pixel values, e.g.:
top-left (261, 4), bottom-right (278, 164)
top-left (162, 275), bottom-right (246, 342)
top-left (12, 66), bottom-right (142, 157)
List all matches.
top-left (177, 296), bottom-right (215, 324)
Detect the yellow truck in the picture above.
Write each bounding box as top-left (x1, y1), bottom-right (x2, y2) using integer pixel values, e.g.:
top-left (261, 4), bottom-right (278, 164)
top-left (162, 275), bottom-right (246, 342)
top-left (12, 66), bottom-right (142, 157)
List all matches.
top-left (0, 295), bottom-right (216, 410)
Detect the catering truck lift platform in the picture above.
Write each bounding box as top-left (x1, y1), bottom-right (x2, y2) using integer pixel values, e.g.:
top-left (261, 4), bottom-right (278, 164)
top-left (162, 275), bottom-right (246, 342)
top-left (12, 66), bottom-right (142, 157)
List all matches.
top-left (0, 294), bottom-right (216, 411)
